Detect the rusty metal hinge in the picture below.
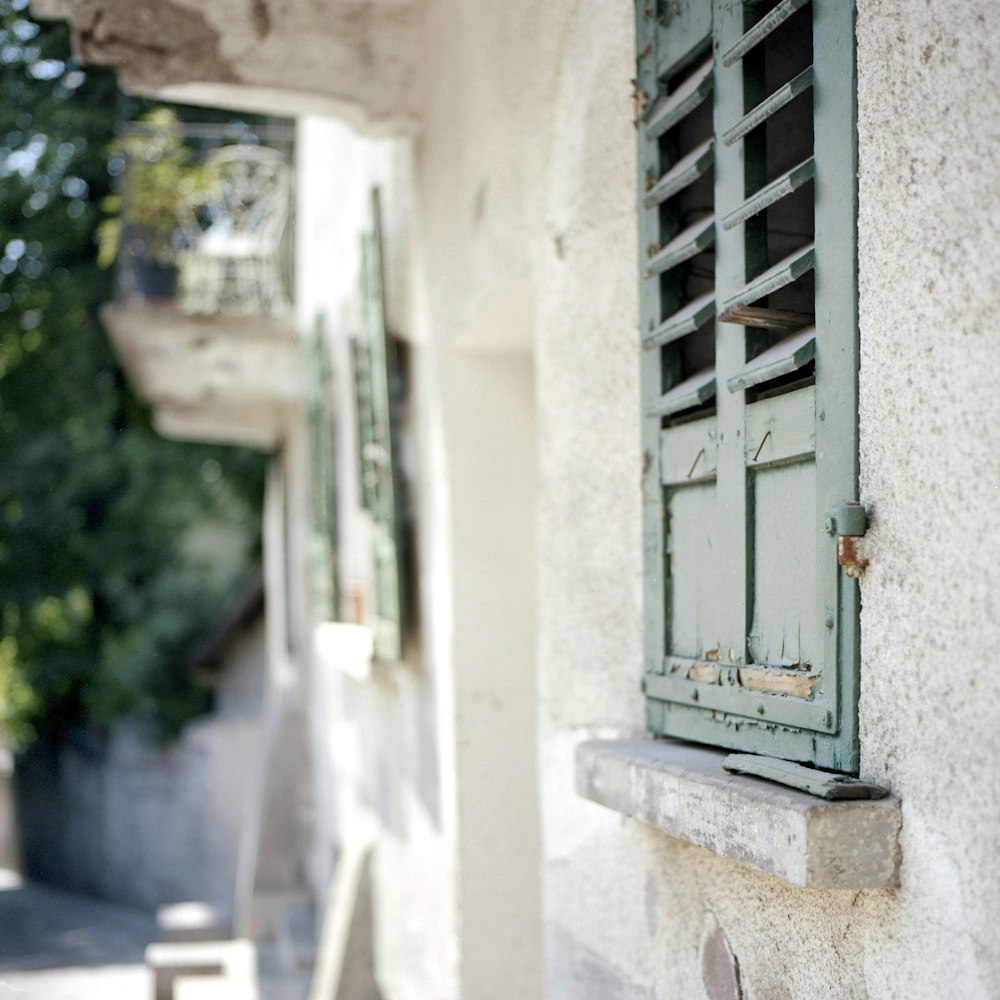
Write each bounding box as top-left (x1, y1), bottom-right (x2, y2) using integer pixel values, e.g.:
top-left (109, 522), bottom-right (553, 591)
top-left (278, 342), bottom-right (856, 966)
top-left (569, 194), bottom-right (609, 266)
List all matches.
top-left (826, 501), bottom-right (869, 578)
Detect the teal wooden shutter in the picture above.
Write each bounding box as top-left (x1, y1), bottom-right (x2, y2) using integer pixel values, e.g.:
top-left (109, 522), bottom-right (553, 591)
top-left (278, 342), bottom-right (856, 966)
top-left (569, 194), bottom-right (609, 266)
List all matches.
top-left (306, 313), bottom-right (339, 622)
top-left (352, 189), bottom-right (406, 664)
top-left (638, 0), bottom-right (859, 771)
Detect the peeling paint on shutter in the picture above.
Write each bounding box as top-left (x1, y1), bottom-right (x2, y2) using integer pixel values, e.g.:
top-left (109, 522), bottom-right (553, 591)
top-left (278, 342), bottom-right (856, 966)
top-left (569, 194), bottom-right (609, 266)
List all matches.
top-left (639, 0), bottom-right (859, 772)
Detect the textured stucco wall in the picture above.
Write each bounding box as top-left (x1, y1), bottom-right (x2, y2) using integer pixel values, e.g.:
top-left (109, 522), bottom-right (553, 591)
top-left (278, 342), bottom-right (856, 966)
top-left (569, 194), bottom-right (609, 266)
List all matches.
top-left (537, 2), bottom-right (1000, 999)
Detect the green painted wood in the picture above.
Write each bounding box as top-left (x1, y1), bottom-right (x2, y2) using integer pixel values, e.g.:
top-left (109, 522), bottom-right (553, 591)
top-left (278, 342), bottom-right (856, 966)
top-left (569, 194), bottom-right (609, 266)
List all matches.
top-left (721, 156), bottom-right (815, 231)
top-left (305, 313), bottom-right (339, 622)
top-left (648, 368), bottom-right (716, 418)
top-left (811, 0), bottom-right (861, 772)
top-left (745, 386), bottom-right (816, 466)
top-left (722, 754), bottom-right (888, 799)
top-left (660, 416), bottom-right (718, 486)
top-left (645, 55), bottom-right (713, 139)
top-left (357, 189), bottom-right (406, 664)
top-left (644, 214), bottom-right (716, 278)
top-left (722, 243), bottom-right (815, 314)
top-left (644, 290), bottom-right (716, 349)
top-left (636, 0), bottom-right (670, 690)
top-left (721, 0), bottom-right (812, 67)
top-left (666, 485), bottom-right (725, 661)
top-left (644, 137), bottom-right (715, 209)
top-left (646, 669), bottom-right (835, 732)
top-left (750, 459), bottom-right (819, 668)
top-left (640, 0), bottom-right (860, 773)
top-left (727, 326), bottom-right (815, 392)
top-left (721, 66), bottom-right (814, 147)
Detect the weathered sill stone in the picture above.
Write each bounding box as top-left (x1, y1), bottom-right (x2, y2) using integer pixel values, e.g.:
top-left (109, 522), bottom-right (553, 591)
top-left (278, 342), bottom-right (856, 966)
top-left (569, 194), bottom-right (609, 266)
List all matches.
top-left (576, 738), bottom-right (901, 889)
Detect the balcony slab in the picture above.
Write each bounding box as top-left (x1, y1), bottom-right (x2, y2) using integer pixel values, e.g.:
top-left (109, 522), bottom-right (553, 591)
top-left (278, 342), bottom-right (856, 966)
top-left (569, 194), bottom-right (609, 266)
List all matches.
top-left (102, 303), bottom-right (302, 450)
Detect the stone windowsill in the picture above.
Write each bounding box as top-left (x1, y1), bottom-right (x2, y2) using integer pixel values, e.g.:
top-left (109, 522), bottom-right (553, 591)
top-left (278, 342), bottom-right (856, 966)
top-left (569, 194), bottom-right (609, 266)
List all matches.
top-left (575, 738), bottom-right (901, 889)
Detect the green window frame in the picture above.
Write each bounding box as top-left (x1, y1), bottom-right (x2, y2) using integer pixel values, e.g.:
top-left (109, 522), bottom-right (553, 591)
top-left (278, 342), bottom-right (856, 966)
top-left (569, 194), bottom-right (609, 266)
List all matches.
top-left (637, 0), bottom-right (860, 771)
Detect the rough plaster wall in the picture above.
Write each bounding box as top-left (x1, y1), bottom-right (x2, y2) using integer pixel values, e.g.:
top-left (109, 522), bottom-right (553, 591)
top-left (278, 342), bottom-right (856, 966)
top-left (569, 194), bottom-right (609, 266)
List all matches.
top-left (538, 2), bottom-right (1000, 1000)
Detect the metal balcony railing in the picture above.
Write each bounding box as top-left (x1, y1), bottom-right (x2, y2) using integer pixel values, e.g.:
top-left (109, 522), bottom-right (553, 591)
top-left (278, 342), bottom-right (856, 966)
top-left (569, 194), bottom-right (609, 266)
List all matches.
top-left (108, 117), bottom-right (295, 317)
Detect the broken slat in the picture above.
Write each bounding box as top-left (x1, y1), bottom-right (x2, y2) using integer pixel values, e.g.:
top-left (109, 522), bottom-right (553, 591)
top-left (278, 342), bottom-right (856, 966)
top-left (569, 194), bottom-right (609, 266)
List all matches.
top-left (648, 367), bottom-right (716, 418)
top-left (723, 753), bottom-right (890, 800)
top-left (644, 138), bottom-right (715, 210)
top-left (719, 304), bottom-right (814, 330)
top-left (722, 0), bottom-right (812, 67)
top-left (645, 215), bottom-right (715, 278)
top-left (644, 291), bottom-right (716, 349)
top-left (727, 327), bottom-right (816, 393)
top-left (722, 157), bottom-right (815, 231)
top-left (722, 66), bottom-right (814, 147)
top-left (722, 242), bottom-right (815, 313)
top-left (645, 56), bottom-right (714, 140)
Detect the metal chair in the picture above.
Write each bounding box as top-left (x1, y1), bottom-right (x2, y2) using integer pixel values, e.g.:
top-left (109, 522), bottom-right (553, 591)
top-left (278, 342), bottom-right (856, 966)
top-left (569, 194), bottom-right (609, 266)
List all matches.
top-left (179, 146), bottom-right (291, 316)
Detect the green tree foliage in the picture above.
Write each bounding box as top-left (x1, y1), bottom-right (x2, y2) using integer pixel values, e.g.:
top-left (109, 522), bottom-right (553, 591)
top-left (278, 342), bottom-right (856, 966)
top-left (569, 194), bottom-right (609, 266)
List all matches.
top-left (0, 0), bottom-right (266, 745)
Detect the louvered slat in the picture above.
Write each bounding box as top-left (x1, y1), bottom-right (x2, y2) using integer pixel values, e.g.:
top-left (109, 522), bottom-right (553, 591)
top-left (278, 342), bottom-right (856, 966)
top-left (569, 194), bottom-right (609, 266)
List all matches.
top-left (719, 303), bottom-right (814, 330)
top-left (643, 290), bottom-right (716, 349)
top-left (726, 327), bottom-right (816, 392)
top-left (648, 367), bottom-right (717, 418)
top-left (645, 215), bottom-right (715, 278)
top-left (721, 0), bottom-right (812, 67)
top-left (721, 242), bottom-right (815, 314)
top-left (645, 56), bottom-right (713, 140)
top-left (722, 66), bottom-right (813, 147)
top-left (644, 138), bottom-right (714, 210)
top-left (722, 157), bottom-right (815, 231)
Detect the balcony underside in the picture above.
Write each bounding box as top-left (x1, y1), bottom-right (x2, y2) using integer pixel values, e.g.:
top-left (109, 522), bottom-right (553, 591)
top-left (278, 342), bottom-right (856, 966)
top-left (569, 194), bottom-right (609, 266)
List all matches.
top-left (30, 0), bottom-right (423, 134)
top-left (102, 304), bottom-right (302, 450)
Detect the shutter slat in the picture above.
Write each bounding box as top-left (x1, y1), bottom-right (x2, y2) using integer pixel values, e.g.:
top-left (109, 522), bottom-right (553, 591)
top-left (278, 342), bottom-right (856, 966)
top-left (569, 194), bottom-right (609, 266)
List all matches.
top-left (645, 56), bottom-right (714, 140)
top-left (722, 157), bottom-right (815, 231)
top-left (719, 303), bottom-right (814, 330)
top-left (722, 242), bottom-right (815, 313)
top-left (722, 0), bottom-right (812, 67)
top-left (648, 367), bottom-right (717, 418)
top-left (726, 327), bottom-right (816, 392)
top-left (644, 138), bottom-right (715, 210)
top-left (643, 290), bottom-right (716, 349)
top-left (722, 66), bottom-right (813, 147)
top-left (645, 215), bottom-right (715, 278)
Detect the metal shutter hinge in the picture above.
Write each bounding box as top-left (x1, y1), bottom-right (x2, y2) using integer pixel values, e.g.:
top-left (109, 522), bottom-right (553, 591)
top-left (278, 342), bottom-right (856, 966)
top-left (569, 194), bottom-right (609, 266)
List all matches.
top-left (825, 501), bottom-right (869, 578)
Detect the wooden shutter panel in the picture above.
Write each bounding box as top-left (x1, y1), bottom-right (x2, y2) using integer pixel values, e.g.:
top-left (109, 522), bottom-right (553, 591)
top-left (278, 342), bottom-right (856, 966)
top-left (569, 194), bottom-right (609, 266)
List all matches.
top-left (638, 0), bottom-right (859, 771)
top-left (306, 313), bottom-right (339, 622)
top-left (353, 189), bottom-right (406, 664)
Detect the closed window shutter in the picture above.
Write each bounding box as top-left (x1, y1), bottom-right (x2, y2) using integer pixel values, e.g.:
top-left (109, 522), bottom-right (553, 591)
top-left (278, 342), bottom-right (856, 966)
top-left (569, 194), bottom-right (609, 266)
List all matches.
top-left (638, 0), bottom-right (859, 771)
top-left (353, 189), bottom-right (406, 664)
top-left (306, 313), bottom-right (339, 622)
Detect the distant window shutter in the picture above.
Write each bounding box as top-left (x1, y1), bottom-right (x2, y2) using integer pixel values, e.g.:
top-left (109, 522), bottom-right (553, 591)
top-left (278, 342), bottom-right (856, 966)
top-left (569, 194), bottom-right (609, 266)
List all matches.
top-left (352, 189), bottom-right (406, 664)
top-left (306, 313), bottom-right (339, 622)
top-left (638, 0), bottom-right (859, 771)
